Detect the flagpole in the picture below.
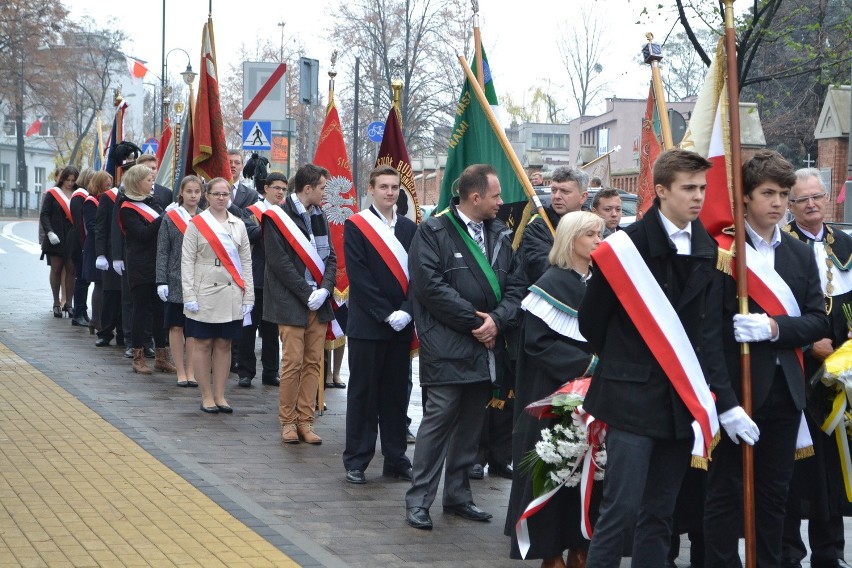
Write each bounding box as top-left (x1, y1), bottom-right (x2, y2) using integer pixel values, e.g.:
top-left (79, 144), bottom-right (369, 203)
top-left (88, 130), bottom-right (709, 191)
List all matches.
top-left (643, 33), bottom-right (674, 149)
top-left (472, 1), bottom-right (484, 90)
top-left (722, 1), bottom-right (755, 566)
top-left (580, 145), bottom-right (620, 169)
top-left (458, 55), bottom-right (555, 236)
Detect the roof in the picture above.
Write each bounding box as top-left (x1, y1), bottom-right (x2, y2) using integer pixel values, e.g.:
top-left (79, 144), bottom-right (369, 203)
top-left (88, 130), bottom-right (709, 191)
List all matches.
top-left (814, 85), bottom-right (851, 140)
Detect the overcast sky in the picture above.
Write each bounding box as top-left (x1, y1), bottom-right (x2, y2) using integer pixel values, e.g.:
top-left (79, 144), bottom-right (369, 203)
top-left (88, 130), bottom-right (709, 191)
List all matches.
top-left (63, 0), bottom-right (726, 123)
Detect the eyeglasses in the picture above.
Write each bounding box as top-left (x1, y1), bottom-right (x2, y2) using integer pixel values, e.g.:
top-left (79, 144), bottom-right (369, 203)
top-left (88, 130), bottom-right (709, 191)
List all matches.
top-left (790, 192), bottom-right (827, 204)
top-left (267, 185), bottom-right (287, 191)
top-left (208, 192), bottom-right (230, 199)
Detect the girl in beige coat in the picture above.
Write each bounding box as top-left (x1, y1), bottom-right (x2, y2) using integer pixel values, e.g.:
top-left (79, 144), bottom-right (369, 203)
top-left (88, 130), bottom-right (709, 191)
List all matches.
top-left (181, 178), bottom-right (254, 413)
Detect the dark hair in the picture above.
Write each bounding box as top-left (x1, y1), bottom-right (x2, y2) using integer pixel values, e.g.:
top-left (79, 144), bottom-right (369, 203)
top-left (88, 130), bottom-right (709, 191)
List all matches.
top-left (652, 149), bottom-right (713, 205)
top-left (56, 166), bottom-right (80, 189)
top-left (293, 163), bottom-right (329, 194)
top-left (458, 164), bottom-right (497, 201)
top-left (261, 172), bottom-right (288, 194)
top-left (369, 165), bottom-right (400, 187)
top-left (551, 166), bottom-right (589, 190)
top-left (178, 175), bottom-right (203, 205)
top-left (590, 177), bottom-right (603, 187)
top-left (592, 188), bottom-right (621, 209)
top-left (742, 150), bottom-right (796, 196)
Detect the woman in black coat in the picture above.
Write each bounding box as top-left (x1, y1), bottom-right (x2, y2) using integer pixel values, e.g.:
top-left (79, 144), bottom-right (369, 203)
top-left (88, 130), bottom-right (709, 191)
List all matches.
top-left (40, 165), bottom-right (79, 317)
top-left (81, 171), bottom-right (113, 335)
top-left (506, 211), bottom-right (603, 568)
top-left (119, 164), bottom-right (173, 376)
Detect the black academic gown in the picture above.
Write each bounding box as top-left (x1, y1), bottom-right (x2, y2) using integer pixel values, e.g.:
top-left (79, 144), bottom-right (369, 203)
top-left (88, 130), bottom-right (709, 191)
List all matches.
top-left (505, 266), bottom-right (599, 559)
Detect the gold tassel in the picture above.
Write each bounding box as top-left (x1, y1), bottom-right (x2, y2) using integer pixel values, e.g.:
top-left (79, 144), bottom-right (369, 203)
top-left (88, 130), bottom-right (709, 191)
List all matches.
top-left (690, 455), bottom-right (709, 470)
top-left (507, 389), bottom-right (515, 399)
top-left (511, 202), bottom-right (535, 251)
top-left (324, 336), bottom-right (347, 350)
top-left (409, 347), bottom-right (419, 359)
top-left (716, 246), bottom-right (733, 275)
top-left (795, 445), bottom-right (815, 460)
top-left (486, 397), bottom-right (506, 410)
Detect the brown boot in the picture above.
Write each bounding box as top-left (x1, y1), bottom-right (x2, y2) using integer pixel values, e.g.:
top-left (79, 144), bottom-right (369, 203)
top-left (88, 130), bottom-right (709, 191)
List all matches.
top-left (297, 423), bottom-right (322, 445)
top-left (567, 549), bottom-right (587, 568)
top-left (281, 423), bottom-right (299, 444)
top-left (132, 348), bottom-right (152, 375)
top-left (154, 347), bottom-right (176, 373)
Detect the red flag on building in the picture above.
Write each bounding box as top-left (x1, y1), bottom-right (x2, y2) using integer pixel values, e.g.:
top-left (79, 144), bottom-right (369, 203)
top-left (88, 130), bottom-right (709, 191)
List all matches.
top-left (374, 106), bottom-right (422, 223)
top-left (636, 84), bottom-right (662, 218)
top-left (25, 117), bottom-right (44, 137)
top-left (125, 56), bottom-right (148, 80)
top-left (314, 101), bottom-right (358, 303)
top-left (192, 16), bottom-right (230, 182)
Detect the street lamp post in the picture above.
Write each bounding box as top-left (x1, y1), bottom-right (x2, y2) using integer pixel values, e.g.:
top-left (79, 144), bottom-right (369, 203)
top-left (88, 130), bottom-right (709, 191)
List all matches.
top-left (161, 48), bottom-right (194, 132)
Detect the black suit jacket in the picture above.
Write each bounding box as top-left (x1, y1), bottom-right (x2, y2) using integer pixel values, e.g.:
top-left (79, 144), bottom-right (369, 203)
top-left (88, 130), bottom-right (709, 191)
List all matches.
top-left (344, 207), bottom-right (417, 342)
top-left (579, 205), bottom-right (732, 439)
top-left (721, 231), bottom-right (830, 412)
top-left (232, 182), bottom-right (259, 210)
top-left (152, 183), bottom-right (173, 210)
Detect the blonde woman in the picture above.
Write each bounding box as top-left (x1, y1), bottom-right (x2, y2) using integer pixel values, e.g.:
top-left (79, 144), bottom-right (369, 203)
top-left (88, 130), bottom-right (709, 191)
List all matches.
top-left (181, 178), bottom-right (254, 413)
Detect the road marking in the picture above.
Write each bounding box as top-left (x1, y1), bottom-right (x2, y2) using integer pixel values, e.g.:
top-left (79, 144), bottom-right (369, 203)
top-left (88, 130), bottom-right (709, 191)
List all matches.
top-left (1, 221), bottom-right (41, 254)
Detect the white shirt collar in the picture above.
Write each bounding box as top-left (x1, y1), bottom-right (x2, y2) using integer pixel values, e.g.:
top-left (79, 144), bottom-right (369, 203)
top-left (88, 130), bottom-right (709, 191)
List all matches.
top-left (657, 209), bottom-right (692, 240)
top-left (796, 222), bottom-right (824, 241)
top-left (371, 205), bottom-right (397, 228)
top-left (455, 207), bottom-right (478, 229)
top-left (745, 220), bottom-right (781, 250)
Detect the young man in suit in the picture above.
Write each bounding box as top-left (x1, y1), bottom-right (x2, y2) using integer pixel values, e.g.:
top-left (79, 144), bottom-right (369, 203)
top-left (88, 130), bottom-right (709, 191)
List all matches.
top-left (579, 149), bottom-right (733, 568)
top-left (704, 151), bottom-right (830, 567)
top-left (228, 150), bottom-right (260, 210)
top-left (342, 165), bottom-right (417, 485)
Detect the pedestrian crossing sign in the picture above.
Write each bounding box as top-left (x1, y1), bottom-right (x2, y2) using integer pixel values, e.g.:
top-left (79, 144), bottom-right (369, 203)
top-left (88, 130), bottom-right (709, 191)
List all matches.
top-left (242, 120), bottom-right (272, 151)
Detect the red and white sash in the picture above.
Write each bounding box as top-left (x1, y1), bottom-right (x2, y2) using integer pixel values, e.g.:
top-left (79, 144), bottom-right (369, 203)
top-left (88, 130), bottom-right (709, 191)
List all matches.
top-left (191, 209), bottom-right (245, 291)
top-left (731, 241), bottom-right (803, 369)
top-left (592, 231), bottom-right (720, 458)
top-left (166, 206), bottom-right (192, 235)
top-left (104, 187), bottom-right (119, 203)
top-left (46, 187), bottom-right (73, 223)
top-left (350, 209), bottom-right (409, 294)
top-left (247, 200), bottom-right (269, 223)
top-left (71, 188), bottom-right (89, 200)
top-left (119, 200), bottom-right (160, 234)
top-left (264, 205), bottom-right (343, 339)
top-left (81, 195), bottom-right (99, 238)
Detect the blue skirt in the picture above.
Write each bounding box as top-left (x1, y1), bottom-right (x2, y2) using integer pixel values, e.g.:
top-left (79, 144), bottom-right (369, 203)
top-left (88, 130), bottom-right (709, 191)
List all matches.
top-left (163, 302), bottom-right (186, 329)
top-left (184, 317), bottom-right (243, 340)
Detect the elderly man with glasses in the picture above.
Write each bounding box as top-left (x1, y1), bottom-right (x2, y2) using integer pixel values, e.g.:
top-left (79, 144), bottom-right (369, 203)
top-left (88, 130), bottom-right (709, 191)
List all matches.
top-left (781, 168), bottom-right (852, 568)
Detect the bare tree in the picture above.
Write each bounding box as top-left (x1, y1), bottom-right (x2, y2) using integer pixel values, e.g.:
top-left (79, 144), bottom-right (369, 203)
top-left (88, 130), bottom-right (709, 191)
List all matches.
top-left (661, 29), bottom-right (714, 101)
top-left (501, 83), bottom-right (569, 125)
top-left (557, 4), bottom-right (610, 116)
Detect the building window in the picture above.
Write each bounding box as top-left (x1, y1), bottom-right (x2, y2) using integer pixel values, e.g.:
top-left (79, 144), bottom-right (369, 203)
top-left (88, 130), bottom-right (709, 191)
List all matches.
top-left (531, 133), bottom-right (569, 150)
top-left (0, 163), bottom-right (8, 208)
top-left (34, 167), bottom-right (46, 200)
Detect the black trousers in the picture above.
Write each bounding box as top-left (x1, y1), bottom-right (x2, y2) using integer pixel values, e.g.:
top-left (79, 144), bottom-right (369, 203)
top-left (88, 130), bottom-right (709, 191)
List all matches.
top-left (704, 372), bottom-right (801, 568)
top-left (98, 288), bottom-right (122, 341)
top-left (343, 338), bottom-right (411, 473)
top-left (236, 288), bottom-right (279, 381)
top-left (130, 284), bottom-right (165, 348)
top-left (72, 260), bottom-right (89, 318)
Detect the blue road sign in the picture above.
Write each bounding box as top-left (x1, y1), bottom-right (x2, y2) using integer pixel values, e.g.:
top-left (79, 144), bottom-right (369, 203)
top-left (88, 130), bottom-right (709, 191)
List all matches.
top-left (242, 120), bottom-right (272, 151)
top-left (367, 121), bottom-right (385, 143)
top-left (141, 137), bottom-right (158, 155)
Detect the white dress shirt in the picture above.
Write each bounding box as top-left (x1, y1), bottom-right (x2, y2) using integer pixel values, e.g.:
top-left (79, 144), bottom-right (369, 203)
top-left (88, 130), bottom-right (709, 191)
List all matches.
top-left (658, 210), bottom-right (692, 255)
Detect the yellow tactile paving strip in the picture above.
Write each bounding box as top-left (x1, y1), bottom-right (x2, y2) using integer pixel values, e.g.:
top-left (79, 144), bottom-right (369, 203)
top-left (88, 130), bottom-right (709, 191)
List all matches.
top-left (0, 342), bottom-right (299, 567)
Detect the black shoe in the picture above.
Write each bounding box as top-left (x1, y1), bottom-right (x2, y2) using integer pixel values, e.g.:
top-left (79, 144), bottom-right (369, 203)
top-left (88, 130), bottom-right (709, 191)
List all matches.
top-left (262, 377), bottom-right (280, 386)
top-left (491, 463), bottom-right (513, 479)
top-left (346, 470), bottom-right (367, 484)
top-left (200, 404), bottom-right (219, 414)
top-left (383, 466), bottom-right (413, 482)
top-left (406, 428), bottom-right (416, 444)
top-left (124, 347), bottom-right (134, 359)
top-left (468, 464), bottom-right (484, 480)
top-left (238, 376), bottom-right (252, 387)
top-left (442, 502), bottom-right (492, 522)
top-left (332, 381), bottom-right (346, 389)
top-left (324, 382), bottom-right (335, 389)
top-left (95, 337), bottom-right (112, 347)
top-left (71, 316), bottom-right (88, 327)
top-left (53, 305), bottom-right (62, 318)
top-left (406, 507), bottom-right (433, 530)
top-left (144, 346), bottom-right (155, 359)
top-left (216, 404), bottom-right (233, 414)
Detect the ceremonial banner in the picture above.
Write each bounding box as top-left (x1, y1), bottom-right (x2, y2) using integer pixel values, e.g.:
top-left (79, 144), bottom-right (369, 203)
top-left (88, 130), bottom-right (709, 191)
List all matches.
top-left (192, 16), bottom-right (230, 181)
top-left (175, 99), bottom-right (195, 189)
top-left (92, 113), bottom-right (105, 171)
top-left (436, 48), bottom-right (527, 235)
top-left (374, 105), bottom-right (422, 223)
top-left (636, 84), bottom-right (662, 218)
top-left (314, 101), bottom-right (358, 304)
top-left (105, 101), bottom-right (128, 181)
top-left (155, 118), bottom-right (174, 193)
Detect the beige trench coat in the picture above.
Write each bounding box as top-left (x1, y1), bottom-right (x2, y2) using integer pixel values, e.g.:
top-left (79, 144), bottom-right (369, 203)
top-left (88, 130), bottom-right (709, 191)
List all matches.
top-left (181, 211), bottom-right (254, 323)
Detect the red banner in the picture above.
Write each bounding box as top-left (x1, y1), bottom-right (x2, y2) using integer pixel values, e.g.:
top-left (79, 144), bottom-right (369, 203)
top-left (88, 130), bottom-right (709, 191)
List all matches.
top-left (313, 102), bottom-right (358, 302)
top-left (192, 17), bottom-right (230, 182)
top-left (636, 84), bottom-right (662, 218)
top-left (375, 106), bottom-right (422, 223)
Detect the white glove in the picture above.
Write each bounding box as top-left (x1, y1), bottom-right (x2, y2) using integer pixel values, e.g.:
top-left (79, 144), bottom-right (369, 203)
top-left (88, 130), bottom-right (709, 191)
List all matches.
top-left (112, 260), bottom-right (125, 276)
top-left (719, 406), bottom-right (760, 446)
top-left (733, 313), bottom-right (773, 343)
top-left (157, 285), bottom-right (169, 302)
top-left (307, 288), bottom-right (329, 311)
top-left (241, 303), bottom-right (253, 316)
top-left (185, 301), bottom-right (199, 313)
top-left (387, 310), bottom-right (412, 332)
top-left (95, 255), bottom-right (109, 271)
top-left (47, 231), bottom-right (60, 245)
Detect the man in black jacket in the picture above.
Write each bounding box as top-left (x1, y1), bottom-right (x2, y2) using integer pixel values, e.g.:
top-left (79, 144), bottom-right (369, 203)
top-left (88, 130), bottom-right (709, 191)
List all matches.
top-left (263, 164), bottom-right (336, 446)
top-left (404, 164), bottom-right (525, 530)
top-left (228, 150), bottom-right (260, 210)
top-left (579, 149), bottom-right (735, 567)
top-left (342, 166), bottom-right (417, 485)
top-left (704, 151), bottom-right (830, 567)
